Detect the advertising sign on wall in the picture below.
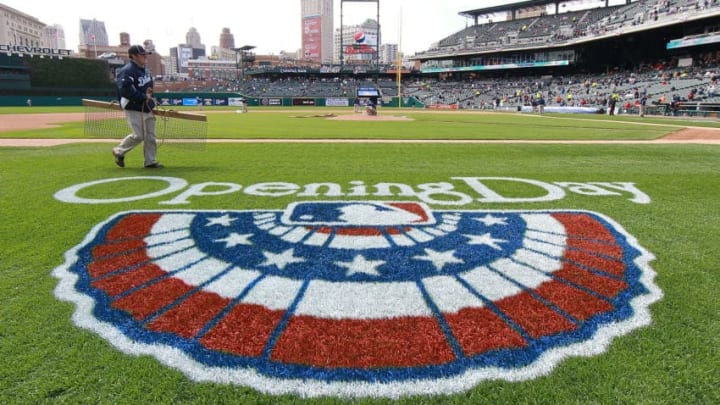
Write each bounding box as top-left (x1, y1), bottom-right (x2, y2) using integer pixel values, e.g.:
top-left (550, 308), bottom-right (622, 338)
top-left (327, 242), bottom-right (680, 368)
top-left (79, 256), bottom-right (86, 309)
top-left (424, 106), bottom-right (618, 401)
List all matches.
top-left (302, 16), bottom-right (322, 61)
top-left (293, 98), bottom-right (316, 106)
top-left (260, 98), bottom-right (283, 106)
top-left (326, 98), bottom-right (350, 107)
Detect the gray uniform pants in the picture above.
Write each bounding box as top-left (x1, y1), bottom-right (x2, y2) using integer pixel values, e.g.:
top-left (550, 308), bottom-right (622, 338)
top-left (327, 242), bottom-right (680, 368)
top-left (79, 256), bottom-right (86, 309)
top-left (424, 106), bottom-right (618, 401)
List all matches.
top-left (113, 110), bottom-right (157, 166)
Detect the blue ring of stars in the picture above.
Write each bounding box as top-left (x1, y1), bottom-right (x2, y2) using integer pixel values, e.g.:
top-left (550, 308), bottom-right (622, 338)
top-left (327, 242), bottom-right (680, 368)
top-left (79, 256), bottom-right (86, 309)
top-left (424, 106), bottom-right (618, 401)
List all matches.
top-left (192, 211), bottom-right (525, 283)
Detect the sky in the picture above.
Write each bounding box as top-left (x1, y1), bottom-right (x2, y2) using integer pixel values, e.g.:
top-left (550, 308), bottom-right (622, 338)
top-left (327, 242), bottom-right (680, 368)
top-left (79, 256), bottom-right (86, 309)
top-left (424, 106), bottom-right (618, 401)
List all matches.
top-left (2, 0), bottom-right (526, 56)
top-left (3, 0), bottom-right (630, 56)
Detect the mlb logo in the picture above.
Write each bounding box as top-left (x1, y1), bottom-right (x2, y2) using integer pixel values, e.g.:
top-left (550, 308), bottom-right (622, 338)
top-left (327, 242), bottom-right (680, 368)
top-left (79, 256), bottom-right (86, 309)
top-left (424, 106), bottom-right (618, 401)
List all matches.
top-left (282, 201), bottom-right (436, 226)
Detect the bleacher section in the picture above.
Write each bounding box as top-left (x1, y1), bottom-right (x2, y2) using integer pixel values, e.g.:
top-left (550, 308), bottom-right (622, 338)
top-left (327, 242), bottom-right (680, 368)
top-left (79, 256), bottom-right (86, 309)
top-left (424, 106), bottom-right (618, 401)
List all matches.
top-left (164, 62), bottom-right (718, 116)
top-left (399, 67), bottom-right (719, 114)
top-left (417, 0), bottom-right (720, 58)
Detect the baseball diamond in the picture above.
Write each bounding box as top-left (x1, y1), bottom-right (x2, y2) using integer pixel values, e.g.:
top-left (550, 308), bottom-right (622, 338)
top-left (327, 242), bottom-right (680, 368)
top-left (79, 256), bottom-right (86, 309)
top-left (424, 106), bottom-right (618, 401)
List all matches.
top-left (3, 104), bottom-right (717, 402)
top-left (3, 0), bottom-right (720, 402)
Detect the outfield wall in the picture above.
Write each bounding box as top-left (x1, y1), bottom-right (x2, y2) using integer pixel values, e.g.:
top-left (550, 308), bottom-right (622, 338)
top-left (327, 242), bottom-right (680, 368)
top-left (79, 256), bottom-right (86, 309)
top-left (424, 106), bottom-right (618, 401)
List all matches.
top-left (0, 93), bottom-right (424, 108)
top-left (0, 95), bottom-right (87, 106)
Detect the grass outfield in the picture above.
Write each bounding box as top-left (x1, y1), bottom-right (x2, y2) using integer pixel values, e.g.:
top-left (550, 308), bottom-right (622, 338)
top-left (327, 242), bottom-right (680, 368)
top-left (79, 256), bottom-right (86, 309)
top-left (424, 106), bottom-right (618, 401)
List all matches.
top-left (5, 106), bottom-right (720, 140)
top-left (0, 109), bottom-right (719, 403)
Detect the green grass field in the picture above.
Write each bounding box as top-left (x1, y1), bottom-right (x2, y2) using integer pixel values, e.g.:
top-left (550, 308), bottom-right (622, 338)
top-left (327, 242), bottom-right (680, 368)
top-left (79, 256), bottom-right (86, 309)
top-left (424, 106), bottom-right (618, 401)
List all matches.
top-left (6, 106), bottom-right (720, 139)
top-left (1, 109), bottom-right (719, 404)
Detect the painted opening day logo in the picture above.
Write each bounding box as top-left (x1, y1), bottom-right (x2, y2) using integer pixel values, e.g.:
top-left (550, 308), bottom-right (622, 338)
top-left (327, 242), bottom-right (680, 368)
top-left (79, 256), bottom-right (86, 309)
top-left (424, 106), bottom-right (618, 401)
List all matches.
top-left (52, 201), bottom-right (661, 398)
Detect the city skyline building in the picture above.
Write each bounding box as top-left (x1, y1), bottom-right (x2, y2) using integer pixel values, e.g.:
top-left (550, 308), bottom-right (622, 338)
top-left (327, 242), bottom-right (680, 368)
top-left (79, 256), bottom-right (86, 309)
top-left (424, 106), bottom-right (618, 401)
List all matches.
top-left (0, 3), bottom-right (46, 48)
top-left (142, 39), bottom-right (163, 75)
top-left (219, 28), bottom-right (235, 50)
top-left (300, 0), bottom-right (334, 64)
top-left (119, 32), bottom-right (130, 47)
top-left (379, 43), bottom-right (398, 65)
top-left (186, 27), bottom-right (204, 50)
top-left (79, 18), bottom-right (109, 47)
top-left (43, 24), bottom-right (66, 49)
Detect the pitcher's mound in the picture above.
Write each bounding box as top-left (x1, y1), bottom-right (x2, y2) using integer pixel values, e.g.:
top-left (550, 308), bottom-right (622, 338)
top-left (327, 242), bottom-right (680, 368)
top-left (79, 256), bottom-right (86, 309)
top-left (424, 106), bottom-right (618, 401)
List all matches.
top-left (329, 114), bottom-right (414, 121)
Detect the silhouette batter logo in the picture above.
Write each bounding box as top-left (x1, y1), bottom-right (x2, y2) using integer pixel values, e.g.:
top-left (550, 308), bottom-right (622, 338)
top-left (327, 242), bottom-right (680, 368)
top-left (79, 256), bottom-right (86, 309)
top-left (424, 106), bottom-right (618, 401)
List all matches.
top-left (53, 202), bottom-right (661, 398)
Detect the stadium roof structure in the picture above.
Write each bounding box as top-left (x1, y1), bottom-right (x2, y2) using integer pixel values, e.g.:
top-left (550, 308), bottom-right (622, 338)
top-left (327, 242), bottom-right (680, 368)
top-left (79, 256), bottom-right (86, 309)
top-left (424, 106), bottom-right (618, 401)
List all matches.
top-left (459, 0), bottom-right (617, 21)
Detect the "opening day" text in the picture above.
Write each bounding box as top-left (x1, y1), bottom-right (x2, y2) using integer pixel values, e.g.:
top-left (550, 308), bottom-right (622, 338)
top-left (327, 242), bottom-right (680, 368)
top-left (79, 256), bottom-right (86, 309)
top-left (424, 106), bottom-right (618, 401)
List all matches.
top-left (54, 176), bottom-right (652, 206)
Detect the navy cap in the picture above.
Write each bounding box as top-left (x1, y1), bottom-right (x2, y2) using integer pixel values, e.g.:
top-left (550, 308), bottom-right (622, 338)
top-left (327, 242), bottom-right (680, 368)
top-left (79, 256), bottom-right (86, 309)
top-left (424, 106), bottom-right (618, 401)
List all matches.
top-left (128, 45), bottom-right (152, 56)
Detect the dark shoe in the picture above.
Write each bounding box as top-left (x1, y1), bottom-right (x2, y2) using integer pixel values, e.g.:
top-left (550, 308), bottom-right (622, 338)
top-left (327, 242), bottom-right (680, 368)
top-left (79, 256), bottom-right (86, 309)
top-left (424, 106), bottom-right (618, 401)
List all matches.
top-left (113, 151), bottom-right (125, 168)
top-left (144, 162), bottom-right (164, 169)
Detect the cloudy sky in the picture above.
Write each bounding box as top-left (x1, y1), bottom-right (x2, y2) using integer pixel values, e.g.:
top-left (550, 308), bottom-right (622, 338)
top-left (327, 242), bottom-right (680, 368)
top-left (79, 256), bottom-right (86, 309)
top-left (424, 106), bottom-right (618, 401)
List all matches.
top-left (3, 0), bottom-right (628, 55)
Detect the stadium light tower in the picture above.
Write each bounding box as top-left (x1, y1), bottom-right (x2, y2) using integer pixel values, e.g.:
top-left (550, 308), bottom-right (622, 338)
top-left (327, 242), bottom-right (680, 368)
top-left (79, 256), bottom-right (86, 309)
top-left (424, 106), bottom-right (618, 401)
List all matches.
top-left (340, 0), bottom-right (380, 70)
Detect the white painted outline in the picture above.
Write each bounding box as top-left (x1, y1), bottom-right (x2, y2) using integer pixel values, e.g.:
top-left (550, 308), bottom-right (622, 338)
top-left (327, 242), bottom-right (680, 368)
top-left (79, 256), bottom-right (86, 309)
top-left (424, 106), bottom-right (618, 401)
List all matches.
top-left (53, 176), bottom-right (188, 204)
top-left (52, 208), bottom-right (662, 398)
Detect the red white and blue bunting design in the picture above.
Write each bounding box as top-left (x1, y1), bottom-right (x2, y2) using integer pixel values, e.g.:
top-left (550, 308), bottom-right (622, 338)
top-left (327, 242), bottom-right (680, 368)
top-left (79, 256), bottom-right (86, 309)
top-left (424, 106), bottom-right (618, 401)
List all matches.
top-left (52, 203), bottom-right (661, 398)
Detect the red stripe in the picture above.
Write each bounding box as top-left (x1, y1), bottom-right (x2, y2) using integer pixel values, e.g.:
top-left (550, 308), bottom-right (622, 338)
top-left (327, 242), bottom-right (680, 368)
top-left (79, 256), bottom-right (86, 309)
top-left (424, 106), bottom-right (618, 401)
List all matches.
top-left (554, 262), bottom-right (628, 298)
top-left (495, 292), bottom-right (576, 339)
top-left (553, 213), bottom-right (615, 243)
top-left (88, 214), bottom-right (163, 278)
top-left (566, 238), bottom-right (623, 260)
top-left (564, 250), bottom-right (625, 276)
top-left (386, 227), bottom-right (410, 235)
top-left (147, 291), bottom-right (232, 339)
top-left (551, 213), bottom-right (625, 276)
top-left (444, 307), bottom-right (527, 355)
top-left (105, 214), bottom-right (161, 241)
top-left (112, 278), bottom-right (193, 320)
top-left (334, 227), bottom-right (383, 236)
top-left (388, 202), bottom-right (429, 222)
top-left (309, 226), bottom-right (412, 236)
top-left (533, 281), bottom-right (613, 321)
top-left (91, 264), bottom-right (165, 297)
top-left (312, 226), bottom-right (334, 234)
top-left (200, 303), bottom-right (285, 358)
top-left (92, 239), bottom-right (146, 259)
top-left (271, 316), bottom-right (456, 368)
top-left (88, 250), bottom-right (150, 278)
